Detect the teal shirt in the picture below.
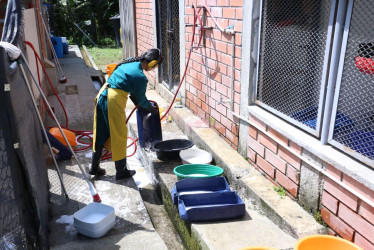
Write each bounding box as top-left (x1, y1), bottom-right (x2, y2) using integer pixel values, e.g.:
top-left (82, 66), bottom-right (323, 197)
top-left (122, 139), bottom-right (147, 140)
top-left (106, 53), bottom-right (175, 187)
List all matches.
top-left (107, 61), bottom-right (151, 108)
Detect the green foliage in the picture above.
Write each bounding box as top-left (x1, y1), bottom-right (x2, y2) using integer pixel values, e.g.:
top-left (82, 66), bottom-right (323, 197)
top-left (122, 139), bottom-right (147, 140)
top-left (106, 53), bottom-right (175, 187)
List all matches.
top-left (273, 186), bottom-right (287, 198)
top-left (313, 211), bottom-right (326, 225)
top-left (46, 0), bottom-right (119, 46)
top-left (98, 38), bottom-right (116, 47)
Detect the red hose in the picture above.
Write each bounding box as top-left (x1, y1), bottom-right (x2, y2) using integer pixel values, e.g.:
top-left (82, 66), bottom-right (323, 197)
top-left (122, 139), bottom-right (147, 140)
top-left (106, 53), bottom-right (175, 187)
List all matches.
top-left (24, 4), bottom-right (204, 160)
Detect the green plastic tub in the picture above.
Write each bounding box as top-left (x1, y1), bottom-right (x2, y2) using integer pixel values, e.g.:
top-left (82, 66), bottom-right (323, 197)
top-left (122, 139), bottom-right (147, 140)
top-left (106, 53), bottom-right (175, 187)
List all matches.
top-left (173, 164), bottom-right (224, 180)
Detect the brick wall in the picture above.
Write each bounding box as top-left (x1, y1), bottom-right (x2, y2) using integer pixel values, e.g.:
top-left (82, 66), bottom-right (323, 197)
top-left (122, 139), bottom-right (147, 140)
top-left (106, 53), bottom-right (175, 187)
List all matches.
top-left (184, 0), bottom-right (243, 150)
top-left (247, 115), bottom-right (301, 198)
top-left (322, 165), bottom-right (374, 249)
top-left (134, 0), bottom-right (156, 86)
top-left (132, 1), bottom-right (374, 248)
top-left (246, 115), bottom-right (374, 249)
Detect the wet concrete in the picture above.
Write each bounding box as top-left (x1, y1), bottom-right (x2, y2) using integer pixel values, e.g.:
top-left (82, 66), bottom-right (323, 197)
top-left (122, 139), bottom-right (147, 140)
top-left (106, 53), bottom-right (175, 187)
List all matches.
top-left (45, 45), bottom-right (167, 249)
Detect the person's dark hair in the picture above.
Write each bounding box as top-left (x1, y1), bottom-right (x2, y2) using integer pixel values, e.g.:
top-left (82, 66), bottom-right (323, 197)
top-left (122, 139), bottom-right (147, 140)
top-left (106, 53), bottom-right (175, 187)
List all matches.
top-left (113, 48), bottom-right (163, 71)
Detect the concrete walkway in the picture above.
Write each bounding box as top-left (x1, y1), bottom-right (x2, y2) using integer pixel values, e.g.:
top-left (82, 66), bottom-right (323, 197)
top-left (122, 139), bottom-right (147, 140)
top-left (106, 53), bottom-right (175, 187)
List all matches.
top-left (127, 91), bottom-right (298, 250)
top-left (46, 45), bottom-right (167, 249)
top-left (45, 45), bottom-right (325, 250)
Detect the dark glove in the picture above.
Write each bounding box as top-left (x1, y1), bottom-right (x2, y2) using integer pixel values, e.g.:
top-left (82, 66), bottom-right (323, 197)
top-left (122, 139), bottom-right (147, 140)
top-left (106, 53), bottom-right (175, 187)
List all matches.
top-left (129, 95), bottom-right (139, 106)
top-left (147, 105), bottom-right (159, 115)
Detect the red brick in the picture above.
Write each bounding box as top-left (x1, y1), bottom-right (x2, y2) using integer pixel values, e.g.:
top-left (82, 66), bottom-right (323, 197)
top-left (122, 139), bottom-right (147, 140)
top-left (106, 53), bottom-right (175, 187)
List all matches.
top-left (359, 201), bottom-right (374, 225)
top-left (217, 0), bottom-right (228, 5)
top-left (201, 102), bottom-right (209, 113)
top-left (322, 191), bottom-right (339, 214)
top-left (216, 41), bottom-right (227, 53)
top-left (278, 146), bottom-right (301, 170)
top-left (230, 0), bottom-right (243, 6)
top-left (221, 116), bottom-right (232, 129)
top-left (276, 171), bottom-right (298, 197)
top-left (226, 129), bottom-right (238, 147)
top-left (216, 83), bottom-right (228, 96)
top-left (248, 135), bottom-right (265, 157)
top-left (328, 228), bottom-right (337, 236)
top-left (265, 149), bottom-right (286, 173)
top-left (222, 8), bottom-right (235, 18)
top-left (354, 233), bottom-right (374, 250)
top-left (286, 165), bottom-right (300, 184)
top-left (321, 207), bottom-right (354, 241)
top-left (290, 141), bottom-right (302, 154)
top-left (324, 177), bottom-right (358, 211)
top-left (249, 115), bottom-right (266, 131)
top-left (339, 203), bottom-right (374, 243)
top-left (259, 132), bottom-right (278, 153)
top-left (326, 164), bottom-right (342, 181)
top-left (249, 125), bottom-right (258, 139)
top-left (247, 147), bottom-right (256, 163)
top-left (343, 174), bottom-right (374, 204)
top-left (267, 127), bottom-right (288, 145)
top-left (236, 8), bottom-right (243, 19)
top-left (232, 124), bottom-right (239, 135)
top-left (257, 156), bottom-right (275, 178)
top-left (206, 0), bottom-right (217, 6)
top-left (215, 121), bottom-right (226, 135)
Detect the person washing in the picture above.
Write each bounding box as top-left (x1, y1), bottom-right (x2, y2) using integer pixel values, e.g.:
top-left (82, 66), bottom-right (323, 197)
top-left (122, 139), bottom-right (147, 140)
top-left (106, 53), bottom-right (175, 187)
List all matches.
top-left (90, 48), bottom-right (163, 179)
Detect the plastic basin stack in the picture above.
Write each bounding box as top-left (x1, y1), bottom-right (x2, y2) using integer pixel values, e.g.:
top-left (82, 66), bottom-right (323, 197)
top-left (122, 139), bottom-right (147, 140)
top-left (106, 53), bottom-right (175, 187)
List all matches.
top-left (171, 177), bottom-right (245, 222)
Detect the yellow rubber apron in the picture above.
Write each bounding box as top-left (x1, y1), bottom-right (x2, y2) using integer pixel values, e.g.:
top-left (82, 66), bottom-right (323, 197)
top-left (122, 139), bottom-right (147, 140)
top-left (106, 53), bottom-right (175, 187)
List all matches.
top-left (93, 83), bottom-right (129, 161)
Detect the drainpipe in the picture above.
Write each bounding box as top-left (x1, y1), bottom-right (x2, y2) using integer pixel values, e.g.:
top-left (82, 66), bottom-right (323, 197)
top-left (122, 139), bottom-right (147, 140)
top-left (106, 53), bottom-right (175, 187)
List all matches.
top-left (229, 33), bottom-right (235, 112)
top-left (217, 28), bottom-right (235, 107)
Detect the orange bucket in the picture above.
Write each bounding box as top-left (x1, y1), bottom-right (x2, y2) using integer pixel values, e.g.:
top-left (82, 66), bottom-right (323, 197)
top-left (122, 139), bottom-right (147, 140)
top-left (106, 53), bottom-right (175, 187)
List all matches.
top-left (106, 64), bottom-right (117, 77)
top-left (49, 127), bottom-right (77, 147)
top-left (295, 235), bottom-right (363, 250)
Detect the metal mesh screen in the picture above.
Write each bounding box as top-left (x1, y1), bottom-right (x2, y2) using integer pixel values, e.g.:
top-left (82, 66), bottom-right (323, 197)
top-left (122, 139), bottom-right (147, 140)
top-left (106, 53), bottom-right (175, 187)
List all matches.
top-left (331, 0), bottom-right (374, 163)
top-left (257, 0), bottom-right (332, 133)
top-left (159, 0), bottom-right (168, 83)
top-left (0, 131), bottom-right (27, 249)
top-left (170, 0), bottom-right (180, 87)
top-left (158, 0), bottom-right (180, 90)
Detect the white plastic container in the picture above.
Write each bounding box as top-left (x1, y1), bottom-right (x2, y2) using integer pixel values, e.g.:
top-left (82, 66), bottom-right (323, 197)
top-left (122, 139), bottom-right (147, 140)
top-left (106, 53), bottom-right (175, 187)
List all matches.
top-left (74, 203), bottom-right (115, 238)
top-left (179, 148), bottom-right (213, 165)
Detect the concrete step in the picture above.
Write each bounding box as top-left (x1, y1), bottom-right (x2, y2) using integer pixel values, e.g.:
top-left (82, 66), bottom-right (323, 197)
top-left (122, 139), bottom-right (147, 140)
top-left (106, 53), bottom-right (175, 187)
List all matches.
top-left (126, 91), bottom-right (301, 250)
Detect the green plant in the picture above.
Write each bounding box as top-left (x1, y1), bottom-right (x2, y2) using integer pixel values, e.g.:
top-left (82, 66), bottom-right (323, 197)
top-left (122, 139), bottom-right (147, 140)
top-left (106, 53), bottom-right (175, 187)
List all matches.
top-left (313, 211), bottom-right (326, 225)
top-left (273, 186), bottom-right (287, 198)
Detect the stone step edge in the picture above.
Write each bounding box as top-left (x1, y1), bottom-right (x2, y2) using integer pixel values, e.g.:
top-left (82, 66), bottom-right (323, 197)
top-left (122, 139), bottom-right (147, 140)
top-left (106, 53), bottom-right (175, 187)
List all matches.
top-left (167, 106), bottom-right (326, 239)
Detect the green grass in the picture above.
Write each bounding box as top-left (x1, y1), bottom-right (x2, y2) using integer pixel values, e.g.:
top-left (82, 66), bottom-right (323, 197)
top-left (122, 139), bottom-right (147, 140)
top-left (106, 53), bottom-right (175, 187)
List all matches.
top-left (273, 186), bottom-right (287, 198)
top-left (86, 47), bottom-right (123, 72)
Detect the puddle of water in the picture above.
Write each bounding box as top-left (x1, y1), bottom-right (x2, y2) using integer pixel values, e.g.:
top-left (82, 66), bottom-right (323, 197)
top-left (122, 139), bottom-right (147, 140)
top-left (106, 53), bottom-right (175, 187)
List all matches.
top-left (56, 215), bottom-right (76, 234)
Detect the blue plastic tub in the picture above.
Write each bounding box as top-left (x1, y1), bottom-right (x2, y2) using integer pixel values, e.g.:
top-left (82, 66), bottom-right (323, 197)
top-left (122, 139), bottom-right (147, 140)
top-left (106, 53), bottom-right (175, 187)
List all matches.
top-left (349, 130), bottom-right (374, 160)
top-left (291, 106), bottom-right (354, 133)
top-left (171, 177), bottom-right (230, 205)
top-left (63, 43), bottom-right (69, 54)
top-left (51, 36), bottom-right (63, 58)
top-left (136, 105), bottom-right (162, 148)
top-left (178, 191), bottom-right (245, 222)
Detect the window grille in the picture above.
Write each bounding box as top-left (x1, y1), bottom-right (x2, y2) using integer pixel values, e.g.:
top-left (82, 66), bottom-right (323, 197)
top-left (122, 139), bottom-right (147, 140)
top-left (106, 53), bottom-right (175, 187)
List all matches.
top-left (329, 0), bottom-right (374, 166)
top-left (256, 0), bottom-right (333, 136)
top-left (158, 0), bottom-right (180, 91)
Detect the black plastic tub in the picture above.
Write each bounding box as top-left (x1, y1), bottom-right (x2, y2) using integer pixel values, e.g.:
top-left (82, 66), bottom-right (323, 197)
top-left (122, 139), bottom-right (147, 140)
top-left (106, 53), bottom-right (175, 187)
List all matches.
top-left (152, 139), bottom-right (194, 160)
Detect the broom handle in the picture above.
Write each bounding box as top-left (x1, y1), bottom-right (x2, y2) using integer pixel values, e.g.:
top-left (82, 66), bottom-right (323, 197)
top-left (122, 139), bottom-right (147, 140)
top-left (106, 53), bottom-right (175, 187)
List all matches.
top-left (20, 53), bottom-right (94, 188)
top-left (41, 18), bottom-right (64, 77)
top-left (18, 59), bottom-right (69, 200)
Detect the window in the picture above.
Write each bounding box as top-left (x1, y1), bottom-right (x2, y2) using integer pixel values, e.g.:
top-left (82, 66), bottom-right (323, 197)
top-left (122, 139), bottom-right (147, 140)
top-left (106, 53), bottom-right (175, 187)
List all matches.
top-left (255, 0), bottom-right (374, 166)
